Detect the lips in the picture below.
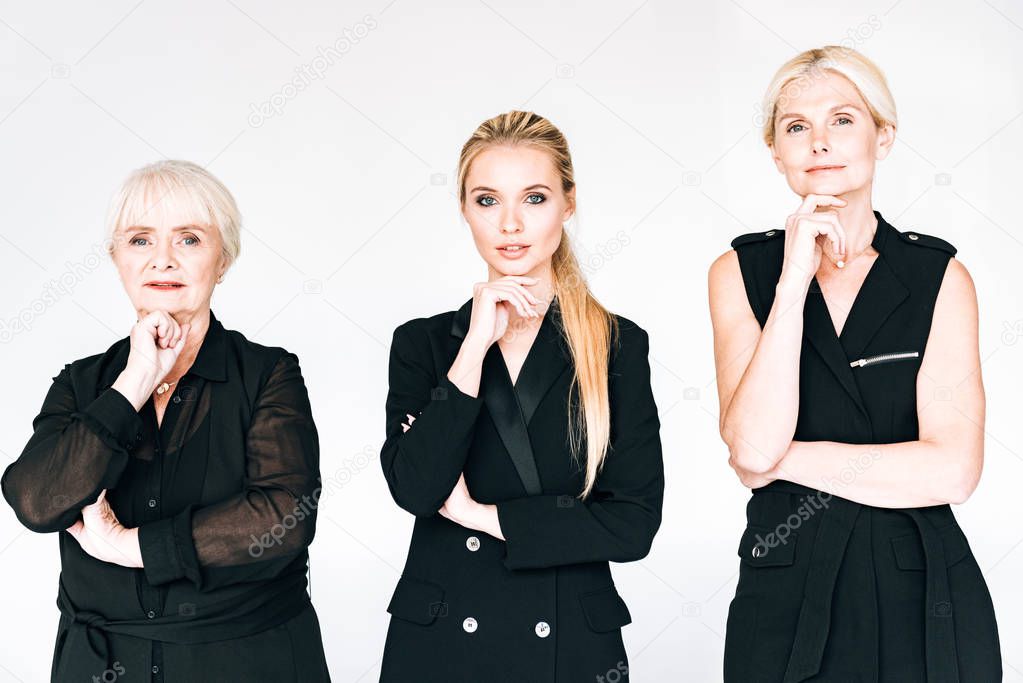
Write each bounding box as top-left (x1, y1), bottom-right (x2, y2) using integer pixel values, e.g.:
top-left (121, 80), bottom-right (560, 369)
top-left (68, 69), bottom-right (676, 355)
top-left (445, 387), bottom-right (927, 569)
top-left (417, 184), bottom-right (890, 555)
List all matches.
top-left (497, 244), bottom-right (530, 259)
top-left (806, 165), bottom-right (845, 173)
top-left (145, 281), bottom-right (185, 289)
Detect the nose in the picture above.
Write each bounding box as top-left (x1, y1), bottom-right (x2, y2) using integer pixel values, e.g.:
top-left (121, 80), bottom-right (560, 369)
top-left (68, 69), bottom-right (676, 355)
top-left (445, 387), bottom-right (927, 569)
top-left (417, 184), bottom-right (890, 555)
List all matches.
top-left (149, 238), bottom-right (178, 271)
top-left (811, 134), bottom-right (829, 154)
top-left (499, 205), bottom-right (523, 234)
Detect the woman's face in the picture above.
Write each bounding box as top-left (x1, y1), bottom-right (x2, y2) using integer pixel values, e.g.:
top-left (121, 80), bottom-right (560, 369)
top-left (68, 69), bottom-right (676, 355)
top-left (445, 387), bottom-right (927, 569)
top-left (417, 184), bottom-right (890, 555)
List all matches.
top-left (770, 70), bottom-right (894, 199)
top-left (462, 144), bottom-right (575, 281)
top-left (111, 202), bottom-right (226, 321)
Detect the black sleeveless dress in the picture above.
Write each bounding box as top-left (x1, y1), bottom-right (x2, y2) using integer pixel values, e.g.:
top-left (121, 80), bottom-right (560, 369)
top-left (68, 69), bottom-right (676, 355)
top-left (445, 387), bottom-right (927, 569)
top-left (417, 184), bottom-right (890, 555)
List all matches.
top-left (723, 210), bottom-right (1001, 682)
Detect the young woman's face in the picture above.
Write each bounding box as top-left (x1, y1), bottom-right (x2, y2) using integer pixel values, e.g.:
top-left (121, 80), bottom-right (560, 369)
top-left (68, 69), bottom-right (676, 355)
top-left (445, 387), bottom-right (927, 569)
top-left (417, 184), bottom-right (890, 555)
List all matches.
top-left (770, 70), bottom-right (894, 198)
top-left (462, 145), bottom-right (575, 280)
top-left (111, 202), bottom-right (226, 320)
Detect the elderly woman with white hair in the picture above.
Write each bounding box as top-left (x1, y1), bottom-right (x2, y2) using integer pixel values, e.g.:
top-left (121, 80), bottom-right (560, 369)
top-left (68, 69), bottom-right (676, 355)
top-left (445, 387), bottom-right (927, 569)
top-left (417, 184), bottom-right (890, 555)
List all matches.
top-left (2, 160), bottom-right (330, 682)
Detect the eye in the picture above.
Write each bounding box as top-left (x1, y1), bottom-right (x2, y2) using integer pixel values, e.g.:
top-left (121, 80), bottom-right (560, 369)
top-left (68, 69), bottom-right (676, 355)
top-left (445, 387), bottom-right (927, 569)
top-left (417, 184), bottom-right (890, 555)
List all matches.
top-left (786, 123), bottom-right (806, 134)
top-left (525, 193), bottom-right (546, 204)
top-left (129, 236), bottom-right (150, 247)
top-left (476, 195), bottom-right (497, 207)
top-left (182, 234), bottom-right (200, 246)
top-left (835, 116), bottom-right (853, 125)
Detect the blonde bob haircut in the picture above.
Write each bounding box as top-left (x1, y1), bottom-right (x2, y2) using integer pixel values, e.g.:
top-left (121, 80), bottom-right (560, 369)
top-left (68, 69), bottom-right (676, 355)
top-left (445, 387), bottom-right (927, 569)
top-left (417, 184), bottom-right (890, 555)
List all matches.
top-left (761, 45), bottom-right (897, 147)
top-left (104, 159), bottom-right (241, 271)
top-left (457, 110), bottom-right (618, 500)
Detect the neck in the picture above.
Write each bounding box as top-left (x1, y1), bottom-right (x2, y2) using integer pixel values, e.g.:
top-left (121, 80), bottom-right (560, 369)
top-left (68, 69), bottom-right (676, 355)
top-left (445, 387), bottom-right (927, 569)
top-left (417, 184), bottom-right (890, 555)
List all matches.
top-left (823, 186), bottom-right (878, 259)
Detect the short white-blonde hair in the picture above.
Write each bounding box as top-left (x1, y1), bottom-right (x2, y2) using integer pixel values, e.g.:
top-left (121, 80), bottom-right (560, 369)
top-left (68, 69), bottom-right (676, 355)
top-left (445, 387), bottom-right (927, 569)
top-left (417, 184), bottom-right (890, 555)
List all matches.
top-left (104, 159), bottom-right (241, 269)
top-left (761, 46), bottom-right (897, 147)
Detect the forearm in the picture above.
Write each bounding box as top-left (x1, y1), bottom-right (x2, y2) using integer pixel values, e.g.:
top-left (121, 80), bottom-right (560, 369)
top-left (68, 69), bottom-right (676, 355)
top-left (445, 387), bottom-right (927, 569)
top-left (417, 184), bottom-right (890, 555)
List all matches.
top-left (722, 278), bottom-right (808, 471)
top-left (3, 389), bottom-right (141, 532)
top-left (773, 438), bottom-right (979, 507)
top-left (495, 494), bottom-right (662, 569)
top-left (447, 336), bottom-right (488, 398)
top-left (382, 335), bottom-right (489, 517)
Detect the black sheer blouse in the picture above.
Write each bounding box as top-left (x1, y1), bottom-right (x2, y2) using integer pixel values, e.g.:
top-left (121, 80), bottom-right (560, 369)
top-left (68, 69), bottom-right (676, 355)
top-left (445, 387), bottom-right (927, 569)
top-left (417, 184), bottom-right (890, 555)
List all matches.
top-left (1, 310), bottom-right (330, 682)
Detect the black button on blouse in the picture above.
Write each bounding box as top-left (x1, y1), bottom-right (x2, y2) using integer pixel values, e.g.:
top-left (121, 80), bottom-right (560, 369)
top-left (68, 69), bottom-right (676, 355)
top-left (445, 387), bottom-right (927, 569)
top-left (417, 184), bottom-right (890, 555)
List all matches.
top-left (1, 311), bottom-right (331, 682)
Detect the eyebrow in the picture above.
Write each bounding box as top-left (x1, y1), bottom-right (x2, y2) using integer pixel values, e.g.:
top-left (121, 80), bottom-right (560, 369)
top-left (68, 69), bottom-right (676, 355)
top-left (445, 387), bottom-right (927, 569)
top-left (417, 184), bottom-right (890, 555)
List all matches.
top-left (125, 224), bottom-right (208, 232)
top-left (469, 184), bottom-right (553, 194)
top-left (776, 103), bottom-right (865, 123)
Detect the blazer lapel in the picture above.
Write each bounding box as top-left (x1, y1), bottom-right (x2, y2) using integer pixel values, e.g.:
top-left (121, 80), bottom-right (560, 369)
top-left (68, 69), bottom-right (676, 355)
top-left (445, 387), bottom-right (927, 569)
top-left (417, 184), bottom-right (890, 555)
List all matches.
top-left (480, 345), bottom-right (543, 495)
top-left (450, 296), bottom-right (570, 496)
top-left (514, 298), bottom-right (571, 425)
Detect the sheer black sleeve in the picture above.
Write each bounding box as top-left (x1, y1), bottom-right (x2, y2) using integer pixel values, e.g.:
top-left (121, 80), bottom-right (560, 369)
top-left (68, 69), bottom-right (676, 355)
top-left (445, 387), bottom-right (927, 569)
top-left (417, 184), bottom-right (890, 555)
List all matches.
top-left (2, 365), bottom-right (143, 533)
top-left (138, 352), bottom-right (321, 591)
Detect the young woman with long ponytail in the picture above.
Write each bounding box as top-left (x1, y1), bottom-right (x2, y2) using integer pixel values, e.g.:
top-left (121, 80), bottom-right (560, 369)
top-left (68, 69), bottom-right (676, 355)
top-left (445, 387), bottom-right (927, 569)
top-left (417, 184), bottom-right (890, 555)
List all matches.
top-left (378, 110), bottom-right (665, 682)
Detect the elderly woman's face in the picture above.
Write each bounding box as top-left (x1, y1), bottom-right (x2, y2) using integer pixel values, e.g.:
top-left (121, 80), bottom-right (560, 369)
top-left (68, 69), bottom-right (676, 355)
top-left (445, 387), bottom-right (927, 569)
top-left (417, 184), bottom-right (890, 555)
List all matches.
top-left (111, 204), bottom-right (226, 320)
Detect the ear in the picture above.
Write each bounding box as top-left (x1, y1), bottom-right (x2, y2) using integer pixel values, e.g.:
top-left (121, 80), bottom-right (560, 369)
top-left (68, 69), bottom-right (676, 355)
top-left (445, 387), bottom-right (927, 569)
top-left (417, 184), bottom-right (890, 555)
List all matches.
top-left (216, 254), bottom-right (230, 282)
top-left (769, 144), bottom-right (786, 174)
top-left (562, 187), bottom-right (576, 222)
top-left (874, 122), bottom-right (896, 161)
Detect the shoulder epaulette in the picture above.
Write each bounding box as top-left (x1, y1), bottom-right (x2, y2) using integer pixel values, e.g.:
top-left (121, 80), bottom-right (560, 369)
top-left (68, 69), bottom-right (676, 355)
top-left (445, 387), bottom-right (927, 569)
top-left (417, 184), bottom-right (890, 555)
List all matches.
top-left (897, 229), bottom-right (957, 256)
top-left (730, 229), bottom-right (784, 249)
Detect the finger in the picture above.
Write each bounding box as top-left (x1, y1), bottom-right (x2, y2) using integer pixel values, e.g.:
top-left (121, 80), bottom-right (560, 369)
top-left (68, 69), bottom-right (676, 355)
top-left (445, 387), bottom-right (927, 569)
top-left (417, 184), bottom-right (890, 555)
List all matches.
top-left (795, 215), bottom-right (841, 250)
top-left (498, 277), bottom-right (543, 305)
top-left (490, 284), bottom-right (536, 318)
top-left (506, 282), bottom-right (542, 306)
top-left (166, 320), bottom-right (181, 350)
top-left (484, 287), bottom-right (529, 319)
top-left (162, 316), bottom-right (181, 350)
top-left (401, 423), bottom-right (410, 432)
top-left (139, 311), bottom-right (162, 340)
top-left (499, 276), bottom-right (540, 285)
top-left (807, 211), bottom-right (846, 257)
top-left (172, 331), bottom-right (188, 357)
top-left (796, 194), bottom-right (847, 215)
top-left (156, 312), bottom-right (177, 349)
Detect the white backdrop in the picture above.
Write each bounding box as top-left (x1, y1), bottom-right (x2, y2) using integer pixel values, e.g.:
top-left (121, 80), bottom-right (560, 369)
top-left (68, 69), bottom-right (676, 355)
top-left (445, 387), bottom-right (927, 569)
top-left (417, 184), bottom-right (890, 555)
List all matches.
top-left (2, 1), bottom-right (1021, 680)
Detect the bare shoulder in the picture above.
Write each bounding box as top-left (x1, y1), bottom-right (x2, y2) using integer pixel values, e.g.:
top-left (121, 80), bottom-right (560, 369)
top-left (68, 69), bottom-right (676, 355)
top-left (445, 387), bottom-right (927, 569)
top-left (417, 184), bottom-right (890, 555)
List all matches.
top-left (708, 248), bottom-right (751, 317)
top-left (935, 257), bottom-right (978, 314)
top-left (708, 247), bottom-right (739, 280)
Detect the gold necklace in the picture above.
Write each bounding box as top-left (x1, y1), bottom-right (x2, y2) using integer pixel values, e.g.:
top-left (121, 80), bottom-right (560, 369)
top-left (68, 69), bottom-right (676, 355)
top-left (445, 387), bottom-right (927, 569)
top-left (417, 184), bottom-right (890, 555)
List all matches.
top-left (824, 236), bottom-right (874, 269)
top-left (155, 380), bottom-right (179, 396)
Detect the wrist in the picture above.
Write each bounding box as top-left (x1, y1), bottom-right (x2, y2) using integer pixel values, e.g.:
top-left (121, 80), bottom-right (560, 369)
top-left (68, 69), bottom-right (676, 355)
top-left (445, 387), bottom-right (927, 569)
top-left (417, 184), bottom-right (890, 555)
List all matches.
top-left (112, 369), bottom-right (156, 411)
top-left (775, 276), bottom-right (810, 301)
top-left (120, 527), bottom-right (144, 568)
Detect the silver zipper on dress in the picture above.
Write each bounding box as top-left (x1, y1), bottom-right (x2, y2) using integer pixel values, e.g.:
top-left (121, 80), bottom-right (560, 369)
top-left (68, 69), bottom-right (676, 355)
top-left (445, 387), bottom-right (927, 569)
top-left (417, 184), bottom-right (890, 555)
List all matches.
top-left (849, 351), bottom-right (919, 368)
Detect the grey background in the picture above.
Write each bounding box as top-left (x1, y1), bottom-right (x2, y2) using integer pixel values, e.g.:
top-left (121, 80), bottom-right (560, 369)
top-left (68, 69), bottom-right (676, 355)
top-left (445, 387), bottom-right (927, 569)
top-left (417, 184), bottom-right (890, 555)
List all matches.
top-left (1, 0), bottom-right (1021, 680)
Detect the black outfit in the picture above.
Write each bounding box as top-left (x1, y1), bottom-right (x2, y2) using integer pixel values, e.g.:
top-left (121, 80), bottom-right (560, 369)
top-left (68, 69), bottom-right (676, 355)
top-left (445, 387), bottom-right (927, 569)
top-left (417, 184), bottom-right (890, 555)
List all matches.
top-left (723, 211), bottom-right (1001, 682)
top-left (378, 296), bottom-right (664, 683)
top-left (2, 310), bottom-right (330, 682)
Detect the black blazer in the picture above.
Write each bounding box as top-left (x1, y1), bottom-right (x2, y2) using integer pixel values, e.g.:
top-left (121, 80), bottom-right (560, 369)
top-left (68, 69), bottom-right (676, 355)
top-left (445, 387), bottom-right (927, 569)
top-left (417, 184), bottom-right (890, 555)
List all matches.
top-left (378, 295), bottom-right (664, 683)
